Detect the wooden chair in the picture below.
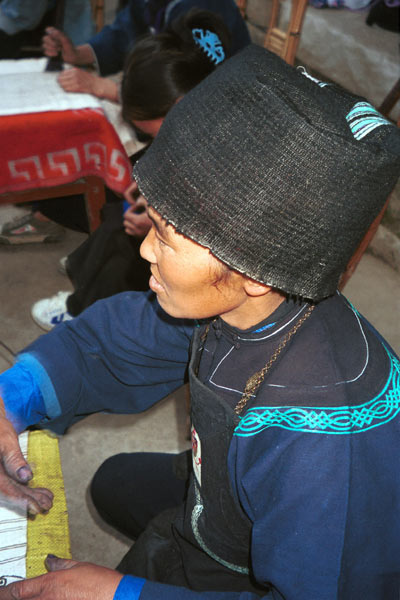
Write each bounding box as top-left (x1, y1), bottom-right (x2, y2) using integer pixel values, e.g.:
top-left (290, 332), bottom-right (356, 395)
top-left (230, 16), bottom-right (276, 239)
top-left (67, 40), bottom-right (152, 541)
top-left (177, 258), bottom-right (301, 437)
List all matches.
top-left (237, 0), bottom-right (248, 18)
top-left (91, 0), bottom-right (105, 33)
top-left (263, 0), bottom-right (308, 65)
top-left (237, 0), bottom-right (309, 65)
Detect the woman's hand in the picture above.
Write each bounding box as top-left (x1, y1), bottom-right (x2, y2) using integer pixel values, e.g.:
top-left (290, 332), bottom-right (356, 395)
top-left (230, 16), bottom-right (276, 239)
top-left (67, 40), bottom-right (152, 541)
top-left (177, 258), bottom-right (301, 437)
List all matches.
top-left (123, 181), bottom-right (152, 238)
top-left (57, 69), bottom-right (118, 100)
top-left (42, 27), bottom-right (81, 65)
top-left (123, 203), bottom-right (152, 238)
top-left (0, 556), bottom-right (123, 599)
top-left (0, 399), bottom-right (53, 516)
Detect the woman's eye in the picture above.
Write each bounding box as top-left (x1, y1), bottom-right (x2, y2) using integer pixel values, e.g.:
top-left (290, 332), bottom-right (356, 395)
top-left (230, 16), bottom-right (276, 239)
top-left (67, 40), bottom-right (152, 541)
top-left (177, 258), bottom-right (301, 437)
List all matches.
top-left (156, 235), bottom-right (167, 247)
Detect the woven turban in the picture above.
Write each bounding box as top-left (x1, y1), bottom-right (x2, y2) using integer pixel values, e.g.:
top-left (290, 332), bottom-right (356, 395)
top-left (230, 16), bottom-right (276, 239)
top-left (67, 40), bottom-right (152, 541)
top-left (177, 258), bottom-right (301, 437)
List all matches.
top-left (134, 44), bottom-right (400, 301)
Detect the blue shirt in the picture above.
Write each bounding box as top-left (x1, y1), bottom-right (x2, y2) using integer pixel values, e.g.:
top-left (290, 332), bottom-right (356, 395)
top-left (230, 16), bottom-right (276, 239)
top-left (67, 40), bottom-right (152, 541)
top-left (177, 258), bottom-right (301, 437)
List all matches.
top-left (0, 0), bottom-right (94, 42)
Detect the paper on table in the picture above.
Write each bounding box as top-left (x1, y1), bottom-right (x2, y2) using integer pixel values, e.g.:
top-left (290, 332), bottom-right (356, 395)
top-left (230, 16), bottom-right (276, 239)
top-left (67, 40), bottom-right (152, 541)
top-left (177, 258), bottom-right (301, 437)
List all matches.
top-left (0, 58), bottom-right (49, 75)
top-left (0, 58), bottom-right (143, 155)
top-left (0, 58), bottom-right (101, 117)
top-left (0, 432), bottom-right (28, 587)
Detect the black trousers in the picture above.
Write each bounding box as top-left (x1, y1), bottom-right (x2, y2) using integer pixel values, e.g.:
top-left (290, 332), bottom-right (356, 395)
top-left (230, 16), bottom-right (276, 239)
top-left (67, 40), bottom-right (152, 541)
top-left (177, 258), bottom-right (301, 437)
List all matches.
top-left (90, 452), bottom-right (188, 541)
top-left (66, 201), bottom-right (150, 316)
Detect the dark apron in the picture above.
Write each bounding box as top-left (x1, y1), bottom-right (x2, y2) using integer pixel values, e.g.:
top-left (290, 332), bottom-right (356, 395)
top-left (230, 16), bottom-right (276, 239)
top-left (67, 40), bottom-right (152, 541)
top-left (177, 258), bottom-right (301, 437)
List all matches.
top-left (118, 327), bottom-right (269, 595)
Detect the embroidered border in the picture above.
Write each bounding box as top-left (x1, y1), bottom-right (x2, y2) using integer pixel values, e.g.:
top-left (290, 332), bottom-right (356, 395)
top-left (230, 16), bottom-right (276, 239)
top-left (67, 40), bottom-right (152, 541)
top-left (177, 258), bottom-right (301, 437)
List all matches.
top-left (346, 102), bottom-right (393, 141)
top-left (191, 485), bottom-right (249, 574)
top-left (234, 348), bottom-right (400, 436)
top-left (297, 66), bottom-right (329, 88)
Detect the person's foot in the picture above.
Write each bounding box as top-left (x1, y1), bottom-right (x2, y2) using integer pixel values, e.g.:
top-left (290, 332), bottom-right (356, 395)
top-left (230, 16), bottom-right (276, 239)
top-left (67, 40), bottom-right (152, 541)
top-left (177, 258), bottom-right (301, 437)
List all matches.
top-left (31, 291), bottom-right (73, 331)
top-left (0, 215), bottom-right (65, 244)
top-left (0, 205), bottom-right (32, 233)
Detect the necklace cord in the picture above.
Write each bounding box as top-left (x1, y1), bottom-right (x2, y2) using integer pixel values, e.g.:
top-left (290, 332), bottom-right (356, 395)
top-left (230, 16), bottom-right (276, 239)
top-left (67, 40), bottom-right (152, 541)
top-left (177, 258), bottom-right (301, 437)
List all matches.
top-left (234, 304), bottom-right (315, 415)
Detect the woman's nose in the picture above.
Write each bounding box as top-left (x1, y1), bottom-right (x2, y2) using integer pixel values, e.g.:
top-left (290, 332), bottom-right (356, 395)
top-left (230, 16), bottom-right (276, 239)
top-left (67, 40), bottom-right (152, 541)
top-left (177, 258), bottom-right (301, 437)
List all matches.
top-left (140, 227), bottom-right (156, 263)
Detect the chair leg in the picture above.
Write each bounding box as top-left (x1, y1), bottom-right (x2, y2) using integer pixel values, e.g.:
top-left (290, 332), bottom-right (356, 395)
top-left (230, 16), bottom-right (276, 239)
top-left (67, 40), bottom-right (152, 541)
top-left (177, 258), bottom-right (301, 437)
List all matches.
top-left (91, 0), bottom-right (104, 32)
top-left (236, 0), bottom-right (248, 18)
top-left (83, 176), bottom-right (106, 232)
top-left (379, 78), bottom-right (400, 118)
top-left (284, 0), bottom-right (309, 65)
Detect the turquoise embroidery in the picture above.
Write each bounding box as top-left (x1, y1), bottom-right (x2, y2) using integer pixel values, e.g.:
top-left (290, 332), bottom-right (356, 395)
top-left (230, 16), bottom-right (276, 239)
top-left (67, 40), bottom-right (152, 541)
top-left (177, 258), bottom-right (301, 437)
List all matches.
top-left (192, 28), bottom-right (225, 65)
top-left (297, 66), bottom-right (329, 88)
top-left (346, 102), bottom-right (392, 141)
top-left (234, 348), bottom-right (400, 436)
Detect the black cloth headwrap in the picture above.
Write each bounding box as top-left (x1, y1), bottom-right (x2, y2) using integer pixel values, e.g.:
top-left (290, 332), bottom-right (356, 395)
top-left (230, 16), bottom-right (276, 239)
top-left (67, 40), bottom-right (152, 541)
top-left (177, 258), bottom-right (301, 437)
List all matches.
top-left (134, 44), bottom-right (400, 301)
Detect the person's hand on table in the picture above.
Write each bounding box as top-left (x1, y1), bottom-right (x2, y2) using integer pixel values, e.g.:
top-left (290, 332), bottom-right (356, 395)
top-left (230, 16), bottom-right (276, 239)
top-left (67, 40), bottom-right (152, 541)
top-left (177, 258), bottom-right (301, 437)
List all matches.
top-left (42, 28), bottom-right (119, 101)
top-left (0, 556), bottom-right (123, 599)
top-left (0, 398), bottom-right (53, 516)
top-left (57, 68), bottom-right (118, 100)
top-left (123, 181), bottom-right (152, 238)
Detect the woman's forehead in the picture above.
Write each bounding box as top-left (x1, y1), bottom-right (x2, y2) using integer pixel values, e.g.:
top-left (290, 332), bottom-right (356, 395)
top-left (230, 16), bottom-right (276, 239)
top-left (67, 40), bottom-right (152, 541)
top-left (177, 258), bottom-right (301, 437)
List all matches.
top-left (147, 207), bottom-right (176, 238)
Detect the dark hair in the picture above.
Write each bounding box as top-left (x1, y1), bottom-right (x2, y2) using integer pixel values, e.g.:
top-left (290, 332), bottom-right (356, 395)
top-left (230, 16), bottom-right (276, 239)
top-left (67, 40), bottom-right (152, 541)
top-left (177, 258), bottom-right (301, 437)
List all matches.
top-left (121, 8), bottom-right (232, 122)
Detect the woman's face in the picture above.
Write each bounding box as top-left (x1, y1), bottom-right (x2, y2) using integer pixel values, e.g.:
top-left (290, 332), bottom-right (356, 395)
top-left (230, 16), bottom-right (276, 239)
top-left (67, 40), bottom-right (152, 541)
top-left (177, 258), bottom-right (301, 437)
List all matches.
top-left (140, 207), bottom-right (249, 325)
top-left (132, 117), bottom-right (165, 139)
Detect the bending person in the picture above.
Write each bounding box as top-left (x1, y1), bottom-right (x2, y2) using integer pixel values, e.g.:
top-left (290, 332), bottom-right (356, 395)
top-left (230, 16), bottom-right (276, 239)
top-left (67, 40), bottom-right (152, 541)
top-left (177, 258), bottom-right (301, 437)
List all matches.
top-left (42, 0), bottom-right (250, 102)
top-left (32, 8), bottom-right (239, 330)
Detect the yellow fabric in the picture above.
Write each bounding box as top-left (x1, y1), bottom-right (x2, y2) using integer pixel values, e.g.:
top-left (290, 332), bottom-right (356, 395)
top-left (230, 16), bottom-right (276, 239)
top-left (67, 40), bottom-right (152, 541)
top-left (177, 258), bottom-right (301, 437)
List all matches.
top-left (26, 430), bottom-right (71, 577)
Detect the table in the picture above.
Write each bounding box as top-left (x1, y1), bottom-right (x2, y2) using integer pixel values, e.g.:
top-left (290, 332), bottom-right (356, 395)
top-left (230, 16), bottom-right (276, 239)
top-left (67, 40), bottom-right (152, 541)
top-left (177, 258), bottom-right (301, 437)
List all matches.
top-left (0, 59), bottom-right (136, 232)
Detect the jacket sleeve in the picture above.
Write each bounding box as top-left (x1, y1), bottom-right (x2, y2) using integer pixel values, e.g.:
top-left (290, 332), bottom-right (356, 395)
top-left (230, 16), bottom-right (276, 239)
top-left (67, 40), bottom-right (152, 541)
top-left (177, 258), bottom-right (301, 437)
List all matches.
top-left (0, 0), bottom-right (49, 35)
top-left (17, 291), bottom-right (194, 433)
top-left (0, 359), bottom-right (47, 433)
top-left (114, 575), bottom-right (277, 600)
top-left (87, 4), bottom-right (146, 76)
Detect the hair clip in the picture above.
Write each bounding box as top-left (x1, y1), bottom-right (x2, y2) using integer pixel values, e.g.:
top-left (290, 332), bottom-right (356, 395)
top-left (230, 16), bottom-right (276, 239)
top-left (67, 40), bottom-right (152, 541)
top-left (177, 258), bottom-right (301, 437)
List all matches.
top-left (192, 28), bottom-right (225, 65)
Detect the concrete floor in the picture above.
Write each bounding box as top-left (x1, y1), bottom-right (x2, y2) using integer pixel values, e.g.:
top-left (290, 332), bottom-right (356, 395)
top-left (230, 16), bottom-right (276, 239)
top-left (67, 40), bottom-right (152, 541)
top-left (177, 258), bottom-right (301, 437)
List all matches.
top-left (0, 229), bottom-right (400, 568)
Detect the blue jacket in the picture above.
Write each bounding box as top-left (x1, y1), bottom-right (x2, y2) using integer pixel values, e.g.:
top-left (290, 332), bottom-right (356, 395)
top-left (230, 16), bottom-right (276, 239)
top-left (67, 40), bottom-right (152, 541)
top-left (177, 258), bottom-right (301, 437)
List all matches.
top-left (1, 290), bottom-right (399, 599)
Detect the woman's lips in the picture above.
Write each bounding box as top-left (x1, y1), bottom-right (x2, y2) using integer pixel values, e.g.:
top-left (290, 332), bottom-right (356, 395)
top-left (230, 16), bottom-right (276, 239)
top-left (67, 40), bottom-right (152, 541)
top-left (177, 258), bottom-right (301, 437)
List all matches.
top-left (149, 274), bottom-right (165, 294)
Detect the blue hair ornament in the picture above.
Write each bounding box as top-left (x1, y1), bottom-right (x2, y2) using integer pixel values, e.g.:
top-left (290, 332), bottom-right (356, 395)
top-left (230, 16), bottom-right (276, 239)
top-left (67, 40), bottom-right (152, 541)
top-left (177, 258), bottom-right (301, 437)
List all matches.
top-left (192, 28), bottom-right (225, 65)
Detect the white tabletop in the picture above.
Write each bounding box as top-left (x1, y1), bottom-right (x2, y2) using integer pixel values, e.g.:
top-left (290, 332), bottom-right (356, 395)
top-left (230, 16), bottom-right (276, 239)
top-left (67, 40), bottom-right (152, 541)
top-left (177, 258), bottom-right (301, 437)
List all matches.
top-left (0, 58), bottom-right (144, 156)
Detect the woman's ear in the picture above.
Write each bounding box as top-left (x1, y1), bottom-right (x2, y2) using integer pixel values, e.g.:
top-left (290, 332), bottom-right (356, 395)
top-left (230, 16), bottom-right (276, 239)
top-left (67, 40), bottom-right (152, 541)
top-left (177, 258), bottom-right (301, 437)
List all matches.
top-left (243, 278), bottom-right (272, 298)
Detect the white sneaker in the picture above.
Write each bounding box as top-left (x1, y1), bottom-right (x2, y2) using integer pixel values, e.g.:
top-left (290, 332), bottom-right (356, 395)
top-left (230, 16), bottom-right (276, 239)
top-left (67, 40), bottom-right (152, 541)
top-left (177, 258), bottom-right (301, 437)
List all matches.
top-left (31, 291), bottom-right (73, 331)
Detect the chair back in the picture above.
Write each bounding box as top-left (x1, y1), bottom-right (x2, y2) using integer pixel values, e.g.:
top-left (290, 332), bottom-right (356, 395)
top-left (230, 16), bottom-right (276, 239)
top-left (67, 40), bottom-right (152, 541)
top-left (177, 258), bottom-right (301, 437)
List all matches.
top-left (263, 0), bottom-right (308, 65)
top-left (237, 0), bottom-right (308, 65)
top-left (91, 0), bottom-right (104, 32)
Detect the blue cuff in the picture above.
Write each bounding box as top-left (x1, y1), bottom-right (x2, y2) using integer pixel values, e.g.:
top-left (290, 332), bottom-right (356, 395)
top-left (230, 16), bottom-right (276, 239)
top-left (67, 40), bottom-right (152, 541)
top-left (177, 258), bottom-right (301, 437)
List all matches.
top-left (16, 353), bottom-right (61, 420)
top-left (0, 358), bottom-right (46, 432)
top-left (114, 576), bottom-right (145, 600)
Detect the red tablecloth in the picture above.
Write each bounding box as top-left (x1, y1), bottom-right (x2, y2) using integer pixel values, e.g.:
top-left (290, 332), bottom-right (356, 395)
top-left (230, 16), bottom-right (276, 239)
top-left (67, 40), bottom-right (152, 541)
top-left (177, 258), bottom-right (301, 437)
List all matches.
top-left (0, 107), bottom-right (132, 195)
